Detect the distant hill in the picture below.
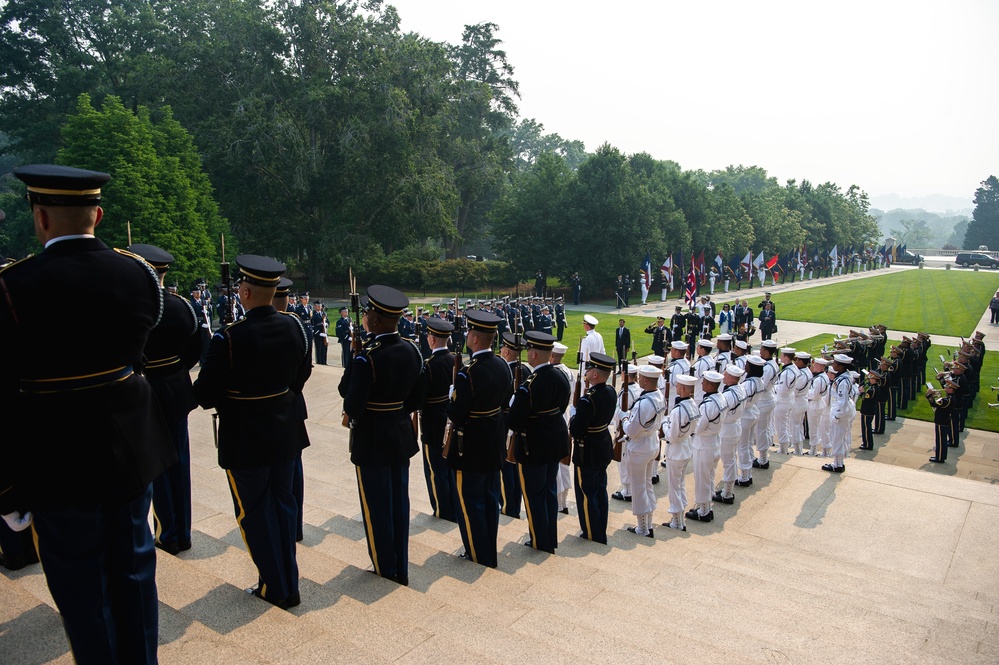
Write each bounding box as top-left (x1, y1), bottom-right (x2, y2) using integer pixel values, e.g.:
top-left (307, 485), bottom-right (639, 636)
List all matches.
top-left (870, 193), bottom-right (972, 215)
top-left (871, 207), bottom-right (970, 249)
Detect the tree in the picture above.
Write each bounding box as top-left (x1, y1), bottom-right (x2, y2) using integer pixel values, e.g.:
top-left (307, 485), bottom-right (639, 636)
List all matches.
top-left (889, 219), bottom-right (933, 248)
top-left (509, 118), bottom-right (587, 171)
top-left (963, 176), bottom-right (999, 250)
top-left (56, 93), bottom-right (229, 288)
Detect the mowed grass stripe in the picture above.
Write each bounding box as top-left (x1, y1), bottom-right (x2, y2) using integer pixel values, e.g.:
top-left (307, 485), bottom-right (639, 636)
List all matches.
top-left (777, 270), bottom-right (999, 336)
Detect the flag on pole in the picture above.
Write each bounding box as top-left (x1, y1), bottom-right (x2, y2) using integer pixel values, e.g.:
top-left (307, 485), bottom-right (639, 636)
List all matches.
top-left (661, 254), bottom-right (673, 291)
top-left (714, 250), bottom-right (724, 270)
top-left (684, 261), bottom-right (698, 308)
top-left (695, 249), bottom-right (706, 285)
top-left (829, 245), bottom-right (838, 263)
top-left (741, 250), bottom-right (753, 274)
top-left (727, 253), bottom-right (742, 280)
top-left (640, 252), bottom-right (652, 288)
top-left (753, 251), bottom-right (765, 270)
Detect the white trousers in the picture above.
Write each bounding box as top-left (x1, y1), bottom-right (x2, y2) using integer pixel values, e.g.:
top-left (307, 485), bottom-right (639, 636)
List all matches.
top-left (755, 400), bottom-right (776, 454)
top-left (719, 434), bottom-right (739, 483)
top-left (665, 457), bottom-right (690, 514)
top-left (692, 441), bottom-right (720, 504)
top-left (627, 446), bottom-right (658, 516)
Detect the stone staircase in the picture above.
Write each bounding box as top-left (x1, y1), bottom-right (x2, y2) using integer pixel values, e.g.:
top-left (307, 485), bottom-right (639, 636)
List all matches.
top-left (2, 366), bottom-right (998, 664)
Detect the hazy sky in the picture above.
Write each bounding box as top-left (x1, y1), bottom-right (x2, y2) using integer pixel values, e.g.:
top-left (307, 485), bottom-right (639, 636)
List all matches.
top-left (387, 0), bottom-right (997, 206)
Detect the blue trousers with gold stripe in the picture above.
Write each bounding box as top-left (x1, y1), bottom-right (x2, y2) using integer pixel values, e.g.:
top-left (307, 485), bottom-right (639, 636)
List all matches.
top-left (226, 460), bottom-right (299, 603)
top-left (32, 486), bottom-right (158, 665)
top-left (499, 459), bottom-right (522, 518)
top-left (453, 469), bottom-right (500, 567)
top-left (519, 463), bottom-right (559, 553)
top-left (152, 415), bottom-right (192, 549)
top-left (293, 453), bottom-right (305, 541)
top-left (935, 421), bottom-right (952, 460)
top-left (574, 465), bottom-right (609, 544)
top-left (422, 443), bottom-right (456, 522)
top-left (355, 463), bottom-right (410, 582)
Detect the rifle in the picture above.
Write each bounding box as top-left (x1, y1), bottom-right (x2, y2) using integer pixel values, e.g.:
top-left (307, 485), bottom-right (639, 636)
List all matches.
top-left (342, 269), bottom-right (362, 429)
top-left (218, 233), bottom-right (237, 325)
top-left (442, 334), bottom-right (463, 459)
top-left (613, 352), bottom-right (635, 462)
top-left (565, 336), bottom-right (584, 465)
top-left (505, 332), bottom-right (523, 463)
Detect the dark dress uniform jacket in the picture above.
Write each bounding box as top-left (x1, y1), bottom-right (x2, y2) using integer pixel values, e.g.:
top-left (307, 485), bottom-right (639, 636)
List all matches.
top-left (143, 290), bottom-right (202, 419)
top-left (421, 348), bottom-right (456, 450)
top-left (569, 383), bottom-right (617, 468)
top-left (0, 238), bottom-right (175, 513)
top-left (507, 364), bottom-right (572, 465)
top-left (339, 332), bottom-right (425, 466)
top-left (447, 351), bottom-right (511, 473)
top-left (194, 305), bottom-right (311, 469)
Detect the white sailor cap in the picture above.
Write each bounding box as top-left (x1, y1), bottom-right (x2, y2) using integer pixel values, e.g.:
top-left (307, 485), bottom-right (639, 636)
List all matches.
top-left (702, 370), bottom-right (724, 383)
top-left (697, 339), bottom-right (713, 349)
top-left (725, 365), bottom-right (745, 378)
top-left (583, 314), bottom-right (599, 326)
top-left (638, 365), bottom-right (662, 379)
top-left (552, 342), bottom-right (568, 354)
top-left (747, 355), bottom-right (766, 366)
top-left (780, 347), bottom-right (796, 356)
top-left (812, 357), bottom-right (830, 366)
top-left (676, 374), bottom-right (698, 387)
top-left (794, 351), bottom-right (811, 360)
top-left (735, 340), bottom-right (748, 350)
top-left (717, 334), bottom-right (733, 342)
top-left (646, 354), bottom-right (665, 365)
top-left (625, 363), bottom-right (639, 375)
top-left (671, 341), bottom-right (689, 351)
top-left (833, 353), bottom-right (853, 365)
top-left (761, 340), bottom-right (778, 349)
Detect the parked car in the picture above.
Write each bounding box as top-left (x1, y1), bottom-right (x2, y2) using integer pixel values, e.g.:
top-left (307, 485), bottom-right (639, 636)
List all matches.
top-left (955, 252), bottom-right (999, 268)
top-left (894, 250), bottom-right (923, 265)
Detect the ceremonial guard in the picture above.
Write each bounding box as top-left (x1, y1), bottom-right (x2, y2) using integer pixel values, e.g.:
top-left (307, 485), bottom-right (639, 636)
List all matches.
top-left (806, 357), bottom-right (831, 455)
top-left (312, 300), bottom-right (329, 365)
top-left (451, 306), bottom-right (466, 359)
top-left (194, 255), bottom-right (311, 608)
top-left (335, 306), bottom-right (352, 367)
top-left (691, 339), bottom-right (714, 403)
top-left (554, 297), bottom-right (567, 341)
top-left (645, 315), bottom-right (670, 357)
top-left (884, 345), bottom-right (902, 420)
top-left (507, 332), bottom-right (572, 553)
top-left (773, 348), bottom-right (798, 455)
top-left (670, 305), bottom-right (686, 344)
top-left (713, 365), bottom-right (746, 505)
top-left (858, 369), bottom-right (881, 451)
top-left (568, 352), bottom-right (617, 543)
top-left (685, 307), bottom-right (702, 356)
top-left (537, 305), bottom-right (553, 336)
top-left (737, 356), bottom-right (765, 486)
top-left (191, 281), bottom-right (212, 364)
top-left (2, 165), bottom-right (176, 662)
top-left (580, 314), bottom-right (605, 361)
top-left (715, 334), bottom-right (733, 373)
top-left (420, 318), bottom-right (458, 522)
top-left (926, 379), bottom-right (958, 462)
top-left (611, 363), bottom-right (641, 502)
top-left (822, 354), bottom-right (855, 472)
top-left (660, 374), bottom-right (699, 531)
top-left (789, 351), bottom-right (812, 455)
top-left (446, 310), bottom-right (510, 568)
top-left (337, 285), bottom-right (425, 585)
top-left (688, 371), bottom-right (725, 523)
top-left (622, 365), bottom-right (667, 537)
top-left (570, 271), bottom-right (582, 305)
top-left (129, 244), bottom-right (202, 556)
top-left (753, 340), bottom-right (779, 469)
top-left (498, 332), bottom-right (532, 518)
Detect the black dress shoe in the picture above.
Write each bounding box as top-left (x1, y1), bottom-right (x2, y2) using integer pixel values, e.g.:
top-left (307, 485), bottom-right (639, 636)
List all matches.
top-left (611, 491), bottom-right (632, 502)
top-left (947, 443), bottom-right (959, 448)
top-left (661, 522), bottom-right (686, 532)
top-left (394, 575), bottom-right (409, 587)
top-left (559, 507), bottom-right (569, 515)
top-left (155, 540), bottom-right (180, 556)
top-left (178, 541), bottom-right (192, 552)
top-left (660, 460), bottom-right (669, 468)
top-left (752, 459), bottom-right (769, 469)
top-left (712, 491), bottom-right (735, 504)
top-left (928, 457), bottom-right (944, 463)
top-left (246, 586), bottom-right (301, 610)
top-left (626, 526), bottom-right (654, 538)
top-left (699, 510), bottom-right (714, 522)
top-left (0, 552), bottom-right (36, 571)
top-left (735, 478), bottom-right (753, 487)
top-left (821, 463), bottom-right (839, 472)
top-left (523, 540), bottom-right (533, 547)
top-left (651, 475), bottom-right (660, 485)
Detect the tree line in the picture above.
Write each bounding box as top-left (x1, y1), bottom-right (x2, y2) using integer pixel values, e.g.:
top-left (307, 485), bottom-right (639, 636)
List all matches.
top-left (1, 0), bottom-right (879, 290)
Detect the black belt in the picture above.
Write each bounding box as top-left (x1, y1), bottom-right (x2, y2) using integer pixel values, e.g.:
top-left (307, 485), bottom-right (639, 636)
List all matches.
top-left (21, 365), bottom-right (134, 394)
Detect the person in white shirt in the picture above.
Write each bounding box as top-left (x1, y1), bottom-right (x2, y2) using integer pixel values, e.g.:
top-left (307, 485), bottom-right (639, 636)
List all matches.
top-left (550, 342), bottom-right (575, 514)
top-left (610, 363), bottom-right (640, 503)
top-left (579, 314), bottom-right (605, 362)
top-left (738, 356), bottom-right (766, 486)
top-left (687, 371), bottom-right (726, 523)
top-left (805, 357), bottom-right (831, 456)
top-left (690, 339), bottom-right (714, 404)
top-left (789, 351), bottom-right (812, 455)
top-left (772, 348), bottom-right (798, 455)
top-left (753, 340), bottom-right (779, 469)
top-left (622, 366), bottom-right (666, 537)
top-left (714, 365), bottom-right (746, 505)
top-left (823, 355), bottom-right (855, 472)
top-left (659, 374), bottom-right (699, 532)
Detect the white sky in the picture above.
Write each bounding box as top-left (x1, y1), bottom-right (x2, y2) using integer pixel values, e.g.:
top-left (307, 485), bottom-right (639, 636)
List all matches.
top-left (387, 0), bottom-right (997, 205)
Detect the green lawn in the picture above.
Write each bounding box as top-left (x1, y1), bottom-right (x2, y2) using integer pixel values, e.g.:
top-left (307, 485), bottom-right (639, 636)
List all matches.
top-left (791, 333), bottom-right (999, 432)
top-left (776, 270), bottom-right (999, 336)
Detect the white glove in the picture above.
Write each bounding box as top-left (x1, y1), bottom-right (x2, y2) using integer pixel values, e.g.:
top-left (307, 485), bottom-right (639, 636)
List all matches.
top-left (569, 406), bottom-right (576, 418)
top-left (508, 394), bottom-right (516, 407)
top-left (448, 385), bottom-right (455, 400)
top-left (319, 333), bottom-right (327, 338)
top-left (2, 511), bottom-right (32, 532)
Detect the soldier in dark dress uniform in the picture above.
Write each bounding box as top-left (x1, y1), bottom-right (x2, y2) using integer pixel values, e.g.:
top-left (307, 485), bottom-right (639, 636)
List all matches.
top-left (685, 307), bottom-right (702, 358)
top-left (670, 306), bottom-right (686, 344)
top-left (129, 244), bottom-right (202, 556)
top-left (646, 315), bottom-right (670, 357)
top-left (191, 283), bottom-right (212, 364)
top-left (337, 285), bottom-right (425, 585)
top-left (927, 380), bottom-right (957, 462)
top-left (451, 307), bottom-right (466, 361)
top-left (312, 301), bottom-right (329, 365)
top-left (446, 310), bottom-right (510, 567)
top-left (507, 332), bottom-right (572, 553)
top-left (420, 318), bottom-right (458, 522)
top-left (858, 370), bottom-right (881, 450)
top-left (554, 297), bottom-right (567, 341)
top-left (335, 306), bottom-right (352, 367)
top-left (2, 165), bottom-right (175, 663)
top-left (194, 256), bottom-right (312, 609)
top-left (498, 332), bottom-right (532, 518)
top-left (569, 352), bottom-right (617, 544)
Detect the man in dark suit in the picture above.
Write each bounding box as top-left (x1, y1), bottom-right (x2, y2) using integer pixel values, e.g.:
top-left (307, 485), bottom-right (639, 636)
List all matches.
top-left (338, 285), bottom-right (426, 585)
top-left (615, 318), bottom-right (632, 366)
top-left (129, 243), bottom-right (203, 557)
top-left (194, 256), bottom-right (312, 608)
top-left (2, 165), bottom-right (176, 663)
top-left (447, 309), bottom-right (510, 567)
top-left (759, 301), bottom-right (776, 341)
top-left (507, 332), bottom-right (572, 553)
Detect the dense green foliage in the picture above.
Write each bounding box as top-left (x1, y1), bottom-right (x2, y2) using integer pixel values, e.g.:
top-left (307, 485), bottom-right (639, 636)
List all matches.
top-left (963, 176), bottom-right (999, 251)
top-left (0, 0), bottom-right (883, 288)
